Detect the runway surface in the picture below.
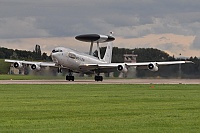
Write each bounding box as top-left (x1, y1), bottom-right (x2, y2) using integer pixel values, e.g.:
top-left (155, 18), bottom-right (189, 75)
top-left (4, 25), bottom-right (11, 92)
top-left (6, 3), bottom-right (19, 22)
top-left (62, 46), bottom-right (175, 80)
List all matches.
top-left (0, 79), bottom-right (199, 84)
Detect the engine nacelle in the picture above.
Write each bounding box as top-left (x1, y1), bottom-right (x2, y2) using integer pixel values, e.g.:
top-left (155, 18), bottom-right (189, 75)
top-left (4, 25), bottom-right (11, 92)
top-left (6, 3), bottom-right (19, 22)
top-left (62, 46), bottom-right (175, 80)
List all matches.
top-left (148, 63), bottom-right (158, 71)
top-left (13, 62), bottom-right (23, 69)
top-left (30, 64), bottom-right (41, 71)
top-left (117, 64), bottom-right (128, 73)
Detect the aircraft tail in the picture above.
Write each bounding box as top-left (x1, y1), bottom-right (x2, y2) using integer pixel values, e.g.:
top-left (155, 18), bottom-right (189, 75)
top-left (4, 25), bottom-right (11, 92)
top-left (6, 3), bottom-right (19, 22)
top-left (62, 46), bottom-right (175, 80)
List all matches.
top-left (103, 42), bottom-right (113, 63)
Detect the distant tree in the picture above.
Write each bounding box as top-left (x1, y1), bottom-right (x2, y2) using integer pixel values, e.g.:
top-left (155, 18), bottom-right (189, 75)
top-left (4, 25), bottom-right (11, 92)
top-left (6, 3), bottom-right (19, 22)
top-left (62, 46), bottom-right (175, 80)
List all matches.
top-left (1, 45), bottom-right (199, 78)
top-left (33, 44), bottom-right (42, 60)
top-left (94, 47), bottom-right (171, 63)
top-left (0, 47), bottom-right (14, 59)
top-left (10, 51), bottom-right (18, 59)
top-left (94, 46), bottom-right (200, 78)
top-left (41, 53), bottom-right (52, 61)
top-left (35, 44), bottom-right (41, 55)
top-left (0, 51), bottom-right (6, 58)
top-left (133, 48), bottom-right (170, 62)
top-left (0, 46), bottom-right (51, 61)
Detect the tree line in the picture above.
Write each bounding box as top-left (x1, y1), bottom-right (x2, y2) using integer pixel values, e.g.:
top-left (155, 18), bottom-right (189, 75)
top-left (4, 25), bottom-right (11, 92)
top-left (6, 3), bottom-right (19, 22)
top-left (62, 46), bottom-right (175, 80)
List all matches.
top-left (0, 45), bottom-right (51, 61)
top-left (0, 45), bottom-right (199, 78)
top-left (94, 47), bottom-right (200, 78)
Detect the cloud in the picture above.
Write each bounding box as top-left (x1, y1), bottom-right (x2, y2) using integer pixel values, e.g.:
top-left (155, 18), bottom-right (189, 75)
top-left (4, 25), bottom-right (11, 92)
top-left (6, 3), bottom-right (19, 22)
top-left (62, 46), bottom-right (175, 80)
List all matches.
top-left (1, 0), bottom-right (200, 38)
top-left (0, 0), bottom-right (200, 57)
top-left (0, 37), bottom-right (96, 54)
top-left (114, 34), bottom-right (197, 57)
top-left (0, 17), bottom-right (50, 39)
top-left (0, 34), bottom-right (198, 58)
top-left (191, 35), bottom-right (200, 49)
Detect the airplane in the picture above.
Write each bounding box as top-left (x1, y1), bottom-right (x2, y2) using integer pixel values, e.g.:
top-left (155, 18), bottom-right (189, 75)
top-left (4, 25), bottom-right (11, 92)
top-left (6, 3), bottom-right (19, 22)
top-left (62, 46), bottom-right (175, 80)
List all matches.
top-left (5, 33), bottom-right (193, 81)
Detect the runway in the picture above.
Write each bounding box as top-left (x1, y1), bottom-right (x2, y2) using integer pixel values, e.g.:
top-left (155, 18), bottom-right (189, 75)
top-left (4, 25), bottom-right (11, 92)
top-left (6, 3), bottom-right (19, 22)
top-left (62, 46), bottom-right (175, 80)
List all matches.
top-left (0, 79), bottom-right (199, 84)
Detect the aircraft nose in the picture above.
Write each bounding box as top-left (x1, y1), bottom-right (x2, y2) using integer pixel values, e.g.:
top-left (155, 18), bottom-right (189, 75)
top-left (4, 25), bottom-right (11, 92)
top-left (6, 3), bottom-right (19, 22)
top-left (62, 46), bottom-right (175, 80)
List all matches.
top-left (51, 53), bottom-right (59, 63)
top-left (51, 52), bottom-right (55, 58)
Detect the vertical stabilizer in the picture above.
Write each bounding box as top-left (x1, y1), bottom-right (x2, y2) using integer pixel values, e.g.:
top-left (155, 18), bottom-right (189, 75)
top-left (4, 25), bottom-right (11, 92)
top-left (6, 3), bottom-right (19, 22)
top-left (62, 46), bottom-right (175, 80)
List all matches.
top-left (103, 42), bottom-right (113, 63)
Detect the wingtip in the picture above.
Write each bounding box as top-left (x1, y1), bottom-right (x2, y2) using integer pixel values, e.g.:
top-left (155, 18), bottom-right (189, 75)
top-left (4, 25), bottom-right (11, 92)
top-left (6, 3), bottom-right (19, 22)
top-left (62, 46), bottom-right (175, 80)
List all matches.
top-left (185, 61), bottom-right (194, 64)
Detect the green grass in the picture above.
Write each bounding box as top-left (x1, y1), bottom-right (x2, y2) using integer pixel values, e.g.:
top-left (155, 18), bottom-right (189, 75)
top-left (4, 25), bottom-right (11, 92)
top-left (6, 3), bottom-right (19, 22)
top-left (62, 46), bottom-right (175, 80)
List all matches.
top-left (0, 74), bottom-right (65, 80)
top-left (0, 84), bottom-right (199, 132)
top-left (0, 59), bottom-right (10, 74)
top-left (0, 74), bottom-right (97, 80)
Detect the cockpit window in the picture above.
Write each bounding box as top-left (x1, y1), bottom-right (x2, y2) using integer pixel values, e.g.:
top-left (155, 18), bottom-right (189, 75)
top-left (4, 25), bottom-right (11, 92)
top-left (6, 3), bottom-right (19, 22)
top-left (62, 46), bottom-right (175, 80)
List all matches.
top-left (52, 49), bottom-right (63, 53)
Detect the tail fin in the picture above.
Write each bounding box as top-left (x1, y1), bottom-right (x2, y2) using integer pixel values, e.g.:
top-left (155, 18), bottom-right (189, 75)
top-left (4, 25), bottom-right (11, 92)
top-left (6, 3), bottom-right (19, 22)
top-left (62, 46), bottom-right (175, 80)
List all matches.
top-left (103, 42), bottom-right (113, 63)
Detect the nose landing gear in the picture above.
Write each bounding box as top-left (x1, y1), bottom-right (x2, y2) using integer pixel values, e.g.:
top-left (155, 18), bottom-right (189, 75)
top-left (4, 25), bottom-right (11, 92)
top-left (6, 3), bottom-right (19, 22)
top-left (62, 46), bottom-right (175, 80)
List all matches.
top-left (66, 70), bottom-right (74, 81)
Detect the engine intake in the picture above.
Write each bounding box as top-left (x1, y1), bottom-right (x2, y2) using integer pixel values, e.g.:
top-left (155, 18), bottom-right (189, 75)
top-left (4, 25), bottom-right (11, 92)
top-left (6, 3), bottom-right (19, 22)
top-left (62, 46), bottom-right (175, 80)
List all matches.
top-left (117, 64), bottom-right (128, 73)
top-left (30, 64), bottom-right (41, 71)
top-left (148, 63), bottom-right (158, 71)
top-left (13, 62), bottom-right (23, 69)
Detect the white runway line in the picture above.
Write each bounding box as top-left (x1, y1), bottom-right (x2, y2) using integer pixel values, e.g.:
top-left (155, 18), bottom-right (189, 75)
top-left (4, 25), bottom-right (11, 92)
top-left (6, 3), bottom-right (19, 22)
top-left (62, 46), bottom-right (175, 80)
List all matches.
top-left (0, 79), bottom-right (199, 84)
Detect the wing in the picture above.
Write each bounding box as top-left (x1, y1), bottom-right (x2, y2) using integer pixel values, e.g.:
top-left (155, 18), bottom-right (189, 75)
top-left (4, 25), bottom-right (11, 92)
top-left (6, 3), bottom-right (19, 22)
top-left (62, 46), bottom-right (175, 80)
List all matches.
top-left (5, 59), bottom-right (56, 70)
top-left (79, 61), bottom-right (193, 73)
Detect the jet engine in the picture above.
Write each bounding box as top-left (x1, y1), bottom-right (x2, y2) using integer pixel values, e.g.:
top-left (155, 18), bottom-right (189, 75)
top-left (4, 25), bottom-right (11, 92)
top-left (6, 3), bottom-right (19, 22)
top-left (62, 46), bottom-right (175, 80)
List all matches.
top-left (30, 64), bottom-right (41, 71)
top-left (117, 64), bottom-right (128, 73)
top-left (13, 62), bottom-right (23, 69)
top-left (148, 63), bottom-right (158, 71)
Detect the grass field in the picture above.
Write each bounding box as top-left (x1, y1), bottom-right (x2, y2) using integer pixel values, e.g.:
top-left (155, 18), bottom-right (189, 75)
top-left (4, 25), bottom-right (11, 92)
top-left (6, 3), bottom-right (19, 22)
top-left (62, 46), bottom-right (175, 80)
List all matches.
top-left (0, 74), bottom-right (64, 80)
top-left (0, 84), bottom-right (199, 132)
top-left (0, 74), bottom-right (95, 80)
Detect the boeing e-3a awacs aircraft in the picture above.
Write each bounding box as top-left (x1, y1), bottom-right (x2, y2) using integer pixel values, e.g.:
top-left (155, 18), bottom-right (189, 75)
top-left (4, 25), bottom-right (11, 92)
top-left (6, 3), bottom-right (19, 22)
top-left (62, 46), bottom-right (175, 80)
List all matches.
top-left (5, 33), bottom-right (193, 81)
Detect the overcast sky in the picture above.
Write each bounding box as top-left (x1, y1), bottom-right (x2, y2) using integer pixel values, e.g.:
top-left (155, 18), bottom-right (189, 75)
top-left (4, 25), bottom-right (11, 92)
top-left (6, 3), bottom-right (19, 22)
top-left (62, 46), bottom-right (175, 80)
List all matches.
top-left (0, 0), bottom-right (200, 57)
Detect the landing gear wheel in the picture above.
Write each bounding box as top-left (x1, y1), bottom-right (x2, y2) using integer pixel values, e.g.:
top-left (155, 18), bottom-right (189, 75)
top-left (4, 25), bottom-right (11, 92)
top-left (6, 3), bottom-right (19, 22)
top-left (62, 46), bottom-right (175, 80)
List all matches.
top-left (95, 76), bottom-right (103, 82)
top-left (66, 69), bottom-right (74, 81)
top-left (66, 76), bottom-right (74, 81)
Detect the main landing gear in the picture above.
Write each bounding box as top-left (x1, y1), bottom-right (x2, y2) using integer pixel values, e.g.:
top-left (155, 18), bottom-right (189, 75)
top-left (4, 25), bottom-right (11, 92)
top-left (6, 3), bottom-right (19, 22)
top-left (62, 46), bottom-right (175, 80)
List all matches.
top-left (94, 70), bottom-right (103, 81)
top-left (66, 75), bottom-right (74, 81)
top-left (66, 70), bottom-right (74, 81)
top-left (65, 69), bottom-right (103, 82)
top-left (94, 75), bottom-right (103, 82)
